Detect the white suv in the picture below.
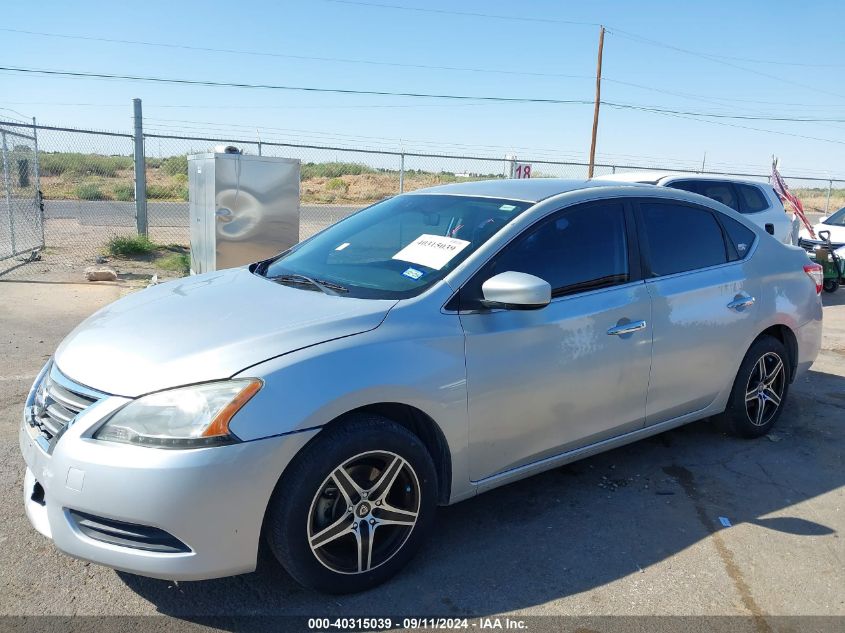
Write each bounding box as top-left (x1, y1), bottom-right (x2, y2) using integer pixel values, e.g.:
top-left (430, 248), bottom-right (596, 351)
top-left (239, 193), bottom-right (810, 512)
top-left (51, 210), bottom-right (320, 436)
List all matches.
top-left (596, 172), bottom-right (792, 244)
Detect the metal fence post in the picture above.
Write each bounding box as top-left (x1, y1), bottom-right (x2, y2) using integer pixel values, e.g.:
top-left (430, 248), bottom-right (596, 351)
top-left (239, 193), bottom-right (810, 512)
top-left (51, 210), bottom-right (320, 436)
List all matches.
top-left (1, 130), bottom-right (16, 255)
top-left (133, 98), bottom-right (148, 236)
top-left (825, 180), bottom-right (832, 214)
top-left (32, 117), bottom-right (44, 246)
top-left (399, 153), bottom-right (405, 193)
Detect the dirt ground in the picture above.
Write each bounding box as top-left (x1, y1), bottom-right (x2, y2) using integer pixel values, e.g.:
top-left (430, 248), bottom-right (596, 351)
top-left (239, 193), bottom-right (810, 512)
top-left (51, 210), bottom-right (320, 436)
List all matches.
top-left (0, 272), bottom-right (843, 631)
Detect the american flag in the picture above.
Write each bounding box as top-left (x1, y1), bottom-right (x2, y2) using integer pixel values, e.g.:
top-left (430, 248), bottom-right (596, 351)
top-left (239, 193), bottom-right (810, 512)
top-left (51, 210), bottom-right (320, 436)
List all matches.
top-left (770, 159), bottom-right (815, 238)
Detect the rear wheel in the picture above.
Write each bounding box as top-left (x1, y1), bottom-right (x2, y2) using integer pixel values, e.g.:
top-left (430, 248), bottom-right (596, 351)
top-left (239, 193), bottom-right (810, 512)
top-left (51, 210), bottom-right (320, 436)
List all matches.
top-left (717, 335), bottom-right (790, 438)
top-left (264, 414), bottom-right (437, 593)
top-left (823, 278), bottom-right (839, 293)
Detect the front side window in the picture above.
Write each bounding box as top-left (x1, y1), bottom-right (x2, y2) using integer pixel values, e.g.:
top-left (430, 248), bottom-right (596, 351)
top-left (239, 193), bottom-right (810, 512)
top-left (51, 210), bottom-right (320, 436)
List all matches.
top-left (639, 201), bottom-right (728, 276)
top-left (259, 194), bottom-right (533, 299)
top-left (469, 201), bottom-right (630, 300)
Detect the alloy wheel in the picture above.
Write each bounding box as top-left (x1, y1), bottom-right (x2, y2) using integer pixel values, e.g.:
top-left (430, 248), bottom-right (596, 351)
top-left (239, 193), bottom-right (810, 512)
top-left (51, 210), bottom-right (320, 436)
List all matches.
top-left (744, 352), bottom-right (786, 427)
top-left (307, 450), bottom-right (421, 575)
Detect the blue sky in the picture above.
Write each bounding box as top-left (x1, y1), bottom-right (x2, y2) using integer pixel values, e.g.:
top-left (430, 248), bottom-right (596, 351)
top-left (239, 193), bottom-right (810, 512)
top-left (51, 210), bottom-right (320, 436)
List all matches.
top-left (1, 0), bottom-right (843, 176)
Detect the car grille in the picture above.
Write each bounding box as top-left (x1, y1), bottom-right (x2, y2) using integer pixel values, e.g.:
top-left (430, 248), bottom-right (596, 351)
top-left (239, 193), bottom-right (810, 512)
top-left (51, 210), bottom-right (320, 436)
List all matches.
top-left (30, 366), bottom-right (101, 444)
top-left (799, 237), bottom-right (845, 255)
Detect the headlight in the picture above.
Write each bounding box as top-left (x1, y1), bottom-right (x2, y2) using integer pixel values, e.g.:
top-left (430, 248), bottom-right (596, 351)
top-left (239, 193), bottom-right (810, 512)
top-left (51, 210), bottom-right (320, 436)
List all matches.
top-left (94, 379), bottom-right (262, 448)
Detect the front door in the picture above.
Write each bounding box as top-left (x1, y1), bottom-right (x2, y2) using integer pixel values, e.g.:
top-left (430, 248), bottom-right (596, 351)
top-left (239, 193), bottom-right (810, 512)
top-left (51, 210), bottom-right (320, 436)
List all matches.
top-left (459, 200), bottom-right (653, 482)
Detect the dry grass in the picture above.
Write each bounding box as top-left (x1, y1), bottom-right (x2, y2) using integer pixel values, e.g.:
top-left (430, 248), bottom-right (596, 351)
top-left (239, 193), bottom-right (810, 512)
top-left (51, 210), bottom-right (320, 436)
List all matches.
top-left (793, 188), bottom-right (845, 214)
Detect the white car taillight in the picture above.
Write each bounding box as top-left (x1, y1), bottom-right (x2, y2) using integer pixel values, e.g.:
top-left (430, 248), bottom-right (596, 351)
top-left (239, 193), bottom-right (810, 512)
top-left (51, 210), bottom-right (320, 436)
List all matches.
top-left (804, 264), bottom-right (823, 294)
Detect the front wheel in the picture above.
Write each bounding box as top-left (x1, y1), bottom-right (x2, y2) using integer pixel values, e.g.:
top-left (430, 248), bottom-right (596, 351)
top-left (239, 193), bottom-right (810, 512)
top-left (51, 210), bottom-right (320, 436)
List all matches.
top-left (264, 414), bottom-right (437, 593)
top-left (717, 335), bottom-right (790, 438)
top-left (823, 278), bottom-right (840, 293)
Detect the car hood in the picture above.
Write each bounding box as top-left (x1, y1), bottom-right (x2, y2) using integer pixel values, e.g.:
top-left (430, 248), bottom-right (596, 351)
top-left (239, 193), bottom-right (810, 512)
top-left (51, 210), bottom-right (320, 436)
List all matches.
top-left (54, 268), bottom-right (397, 397)
top-left (803, 223), bottom-right (845, 243)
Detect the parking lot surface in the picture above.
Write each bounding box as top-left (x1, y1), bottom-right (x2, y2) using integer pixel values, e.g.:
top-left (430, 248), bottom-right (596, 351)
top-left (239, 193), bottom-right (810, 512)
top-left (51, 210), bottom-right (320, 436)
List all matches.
top-left (0, 276), bottom-right (843, 629)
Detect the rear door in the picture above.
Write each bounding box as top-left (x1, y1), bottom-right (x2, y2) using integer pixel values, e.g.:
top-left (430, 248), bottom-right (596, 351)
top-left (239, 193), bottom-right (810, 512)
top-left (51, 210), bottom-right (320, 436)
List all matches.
top-left (635, 198), bottom-right (761, 425)
top-left (459, 200), bottom-right (653, 481)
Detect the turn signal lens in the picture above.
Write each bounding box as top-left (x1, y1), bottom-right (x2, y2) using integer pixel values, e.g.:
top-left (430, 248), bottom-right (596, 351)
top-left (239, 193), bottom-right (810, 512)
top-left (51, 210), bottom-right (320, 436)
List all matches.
top-left (803, 264), bottom-right (823, 294)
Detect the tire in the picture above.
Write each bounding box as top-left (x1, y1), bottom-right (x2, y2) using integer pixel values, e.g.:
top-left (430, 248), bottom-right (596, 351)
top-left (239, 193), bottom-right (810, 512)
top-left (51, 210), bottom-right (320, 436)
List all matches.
top-left (823, 278), bottom-right (839, 293)
top-left (264, 414), bottom-right (438, 593)
top-left (717, 335), bottom-right (790, 439)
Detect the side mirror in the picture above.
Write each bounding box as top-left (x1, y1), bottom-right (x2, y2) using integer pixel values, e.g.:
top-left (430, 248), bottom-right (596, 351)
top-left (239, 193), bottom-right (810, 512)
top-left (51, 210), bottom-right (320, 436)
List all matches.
top-left (765, 223), bottom-right (775, 235)
top-left (481, 271), bottom-right (551, 310)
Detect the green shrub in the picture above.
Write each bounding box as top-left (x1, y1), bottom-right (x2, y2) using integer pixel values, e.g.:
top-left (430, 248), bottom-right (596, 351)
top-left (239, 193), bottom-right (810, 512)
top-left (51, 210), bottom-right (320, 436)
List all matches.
top-left (113, 183), bottom-right (135, 201)
top-left (155, 252), bottom-right (190, 275)
top-left (161, 155), bottom-right (188, 176)
top-left (301, 162), bottom-right (376, 179)
top-left (40, 152), bottom-right (132, 178)
top-left (105, 234), bottom-right (156, 257)
top-left (75, 183), bottom-right (107, 200)
top-left (146, 184), bottom-right (173, 199)
top-left (325, 177), bottom-right (347, 191)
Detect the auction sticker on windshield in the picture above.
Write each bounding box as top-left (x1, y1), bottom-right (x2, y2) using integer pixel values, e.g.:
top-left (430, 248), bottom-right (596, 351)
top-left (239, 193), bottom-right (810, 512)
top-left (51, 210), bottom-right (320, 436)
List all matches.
top-left (392, 234), bottom-right (470, 270)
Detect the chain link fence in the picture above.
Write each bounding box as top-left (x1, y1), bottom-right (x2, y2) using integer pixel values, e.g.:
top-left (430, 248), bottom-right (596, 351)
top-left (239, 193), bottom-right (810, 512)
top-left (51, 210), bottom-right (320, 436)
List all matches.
top-left (0, 122), bottom-right (42, 267)
top-left (1, 118), bottom-right (843, 280)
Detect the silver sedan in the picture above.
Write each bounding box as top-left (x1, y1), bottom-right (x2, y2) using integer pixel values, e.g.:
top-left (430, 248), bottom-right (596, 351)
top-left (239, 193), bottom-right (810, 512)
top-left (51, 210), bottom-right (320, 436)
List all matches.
top-left (20, 179), bottom-right (823, 593)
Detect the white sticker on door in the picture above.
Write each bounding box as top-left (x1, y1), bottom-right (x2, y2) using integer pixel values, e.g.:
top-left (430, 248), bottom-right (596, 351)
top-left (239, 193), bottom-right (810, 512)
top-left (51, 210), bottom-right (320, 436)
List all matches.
top-left (392, 234), bottom-right (471, 270)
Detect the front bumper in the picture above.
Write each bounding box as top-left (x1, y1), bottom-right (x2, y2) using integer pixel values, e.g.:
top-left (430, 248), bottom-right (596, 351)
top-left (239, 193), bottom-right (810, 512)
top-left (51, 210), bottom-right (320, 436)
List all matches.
top-left (20, 397), bottom-right (317, 581)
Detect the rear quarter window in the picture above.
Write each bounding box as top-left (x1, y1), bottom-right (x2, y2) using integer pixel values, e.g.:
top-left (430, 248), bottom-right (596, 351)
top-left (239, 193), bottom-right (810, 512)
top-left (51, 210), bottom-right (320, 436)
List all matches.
top-left (736, 184), bottom-right (769, 213)
top-left (719, 214), bottom-right (757, 260)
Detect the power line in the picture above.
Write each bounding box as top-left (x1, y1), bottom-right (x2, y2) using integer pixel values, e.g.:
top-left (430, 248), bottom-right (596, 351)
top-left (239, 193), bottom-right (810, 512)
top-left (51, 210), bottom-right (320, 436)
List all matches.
top-left (603, 102), bottom-right (845, 123)
top-left (0, 65), bottom-right (598, 104)
top-left (607, 27), bottom-right (845, 69)
top-left (608, 29), bottom-right (845, 101)
top-left (4, 27), bottom-right (843, 112)
top-left (322, 0), bottom-right (600, 26)
top-left (4, 65), bottom-right (844, 125)
top-left (0, 27), bottom-right (593, 81)
top-left (325, 1), bottom-right (845, 101)
top-left (324, 1), bottom-right (843, 69)
top-left (628, 105), bottom-right (845, 147)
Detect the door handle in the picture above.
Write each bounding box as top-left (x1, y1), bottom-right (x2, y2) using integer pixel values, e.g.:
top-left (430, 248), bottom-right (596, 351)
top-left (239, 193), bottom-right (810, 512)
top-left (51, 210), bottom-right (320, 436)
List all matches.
top-left (727, 295), bottom-right (755, 310)
top-left (607, 320), bottom-right (647, 336)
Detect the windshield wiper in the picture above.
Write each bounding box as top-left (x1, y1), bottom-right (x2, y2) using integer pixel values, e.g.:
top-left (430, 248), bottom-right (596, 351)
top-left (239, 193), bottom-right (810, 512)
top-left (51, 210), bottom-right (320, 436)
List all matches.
top-left (271, 273), bottom-right (348, 296)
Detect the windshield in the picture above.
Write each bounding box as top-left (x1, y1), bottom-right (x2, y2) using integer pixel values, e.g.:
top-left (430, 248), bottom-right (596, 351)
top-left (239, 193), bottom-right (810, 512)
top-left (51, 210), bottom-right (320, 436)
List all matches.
top-left (258, 194), bottom-right (533, 299)
top-left (823, 207), bottom-right (845, 226)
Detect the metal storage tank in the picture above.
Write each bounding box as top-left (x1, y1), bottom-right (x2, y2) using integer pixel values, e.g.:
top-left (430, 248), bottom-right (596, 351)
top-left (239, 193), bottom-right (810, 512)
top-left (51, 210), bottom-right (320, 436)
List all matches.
top-left (188, 151), bottom-right (300, 274)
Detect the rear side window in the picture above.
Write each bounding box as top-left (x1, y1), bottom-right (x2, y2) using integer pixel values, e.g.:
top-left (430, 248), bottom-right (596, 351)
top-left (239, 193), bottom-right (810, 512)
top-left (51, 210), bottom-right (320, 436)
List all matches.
top-left (482, 201), bottom-right (630, 298)
top-left (736, 184), bottom-right (769, 213)
top-left (668, 180), bottom-right (740, 211)
top-left (720, 214), bottom-right (756, 260)
top-left (639, 202), bottom-right (728, 276)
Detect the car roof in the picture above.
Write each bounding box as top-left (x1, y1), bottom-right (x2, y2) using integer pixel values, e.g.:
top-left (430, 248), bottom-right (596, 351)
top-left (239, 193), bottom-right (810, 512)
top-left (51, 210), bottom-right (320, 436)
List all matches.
top-left (406, 178), bottom-right (650, 203)
top-left (594, 171), bottom-right (772, 188)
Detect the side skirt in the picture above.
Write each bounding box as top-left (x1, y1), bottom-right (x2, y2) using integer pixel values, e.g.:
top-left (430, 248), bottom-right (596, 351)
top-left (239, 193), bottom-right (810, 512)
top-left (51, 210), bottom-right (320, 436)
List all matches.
top-left (471, 408), bottom-right (719, 496)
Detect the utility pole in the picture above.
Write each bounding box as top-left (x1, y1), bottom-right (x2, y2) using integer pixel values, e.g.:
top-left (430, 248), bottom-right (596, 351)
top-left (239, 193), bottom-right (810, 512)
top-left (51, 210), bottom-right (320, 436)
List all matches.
top-left (132, 98), bottom-right (148, 237)
top-left (587, 25), bottom-right (605, 179)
